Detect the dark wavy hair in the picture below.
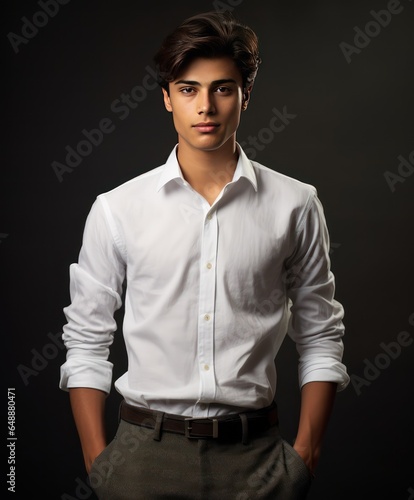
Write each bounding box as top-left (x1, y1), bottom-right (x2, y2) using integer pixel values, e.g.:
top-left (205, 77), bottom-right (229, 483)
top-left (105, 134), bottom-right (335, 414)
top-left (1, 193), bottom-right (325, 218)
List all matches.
top-left (153, 11), bottom-right (261, 93)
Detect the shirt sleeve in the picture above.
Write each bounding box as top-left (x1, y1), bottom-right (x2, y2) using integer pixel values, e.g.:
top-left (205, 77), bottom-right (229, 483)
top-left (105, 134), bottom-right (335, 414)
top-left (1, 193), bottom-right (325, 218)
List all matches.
top-left (59, 196), bottom-right (126, 394)
top-left (285, 189), bottom-right (350, 392)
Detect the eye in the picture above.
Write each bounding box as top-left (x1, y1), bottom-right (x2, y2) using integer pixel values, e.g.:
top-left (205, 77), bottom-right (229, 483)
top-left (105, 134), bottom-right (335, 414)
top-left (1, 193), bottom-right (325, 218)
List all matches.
top-left (179, 87), bottom-right (196, 94)
top-left (215, 86), bottom-right (232, 94)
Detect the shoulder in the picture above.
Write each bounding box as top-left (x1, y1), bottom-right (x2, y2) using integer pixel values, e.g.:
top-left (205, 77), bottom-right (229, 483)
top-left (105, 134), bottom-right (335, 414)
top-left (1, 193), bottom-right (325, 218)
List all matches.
top-left (251, 160), bottom-right (317, 207)
top-left (95, 164), bottom-right (165, 208)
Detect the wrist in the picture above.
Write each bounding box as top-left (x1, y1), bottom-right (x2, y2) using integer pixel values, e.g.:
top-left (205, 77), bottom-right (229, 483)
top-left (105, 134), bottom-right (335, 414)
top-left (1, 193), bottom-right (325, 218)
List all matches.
top-left (293, 439), bottom-right (320, 473)
top-left (83, 441), bottom-right (106, 474)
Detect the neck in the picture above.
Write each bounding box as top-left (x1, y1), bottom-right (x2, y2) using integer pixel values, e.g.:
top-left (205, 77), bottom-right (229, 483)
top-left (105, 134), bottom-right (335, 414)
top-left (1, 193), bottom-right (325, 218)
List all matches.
top-left (177, 139), bottom-right (239, 205)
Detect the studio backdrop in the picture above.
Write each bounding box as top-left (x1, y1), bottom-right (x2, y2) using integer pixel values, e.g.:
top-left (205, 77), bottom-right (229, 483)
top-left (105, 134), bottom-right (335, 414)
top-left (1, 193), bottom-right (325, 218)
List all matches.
top-left (2, 1), bottom-right (413, 499)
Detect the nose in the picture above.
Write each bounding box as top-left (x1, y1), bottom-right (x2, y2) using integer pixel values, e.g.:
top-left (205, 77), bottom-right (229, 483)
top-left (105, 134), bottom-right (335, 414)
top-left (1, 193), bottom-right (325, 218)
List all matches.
top-left (197, 90), bottom-right (215, 115)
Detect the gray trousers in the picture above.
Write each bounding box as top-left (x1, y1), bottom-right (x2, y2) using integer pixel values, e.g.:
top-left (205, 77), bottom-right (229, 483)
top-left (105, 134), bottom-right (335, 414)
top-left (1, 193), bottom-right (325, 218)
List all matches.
top-left (88, 417), bottom-right (313, 499)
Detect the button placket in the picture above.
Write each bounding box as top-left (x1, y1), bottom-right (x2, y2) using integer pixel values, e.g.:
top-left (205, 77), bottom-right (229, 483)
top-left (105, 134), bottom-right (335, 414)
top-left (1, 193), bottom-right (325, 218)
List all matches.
top-left (197, 208), bottom-right (218, 404)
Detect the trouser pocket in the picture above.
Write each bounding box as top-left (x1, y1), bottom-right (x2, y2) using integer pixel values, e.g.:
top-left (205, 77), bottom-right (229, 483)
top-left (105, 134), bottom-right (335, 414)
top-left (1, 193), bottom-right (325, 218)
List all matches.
top-left (282, 439), bottom-right (314, 488)
top-left (88, 435), bottom-right (119, 496)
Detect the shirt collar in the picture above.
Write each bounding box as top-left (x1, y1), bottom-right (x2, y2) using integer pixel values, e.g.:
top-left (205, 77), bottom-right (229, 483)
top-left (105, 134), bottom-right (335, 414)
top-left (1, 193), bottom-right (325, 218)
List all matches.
top-left (156, 143), bottom-right (257, 192)
top-left (233, 143), bottom-right (258, 191)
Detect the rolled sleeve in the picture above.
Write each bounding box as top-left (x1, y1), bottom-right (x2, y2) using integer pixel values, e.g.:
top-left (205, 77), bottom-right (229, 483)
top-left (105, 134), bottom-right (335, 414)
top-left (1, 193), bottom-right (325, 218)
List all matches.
top-left (59, 197), bottom-right (125, 393)
top-left (286, 190), bottom-right (350, 392)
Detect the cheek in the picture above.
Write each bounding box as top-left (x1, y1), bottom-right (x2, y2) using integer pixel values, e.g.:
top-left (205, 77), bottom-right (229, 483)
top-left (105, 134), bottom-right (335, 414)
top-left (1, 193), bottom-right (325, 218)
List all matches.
top-left (224, 99), bottom-right (242, 120)
top-left (171, 112), bottom-right (187, 134)
top-left (171, 102), bottom-right (195, 126)
top-left (227, 108), bottom-right (242, 129)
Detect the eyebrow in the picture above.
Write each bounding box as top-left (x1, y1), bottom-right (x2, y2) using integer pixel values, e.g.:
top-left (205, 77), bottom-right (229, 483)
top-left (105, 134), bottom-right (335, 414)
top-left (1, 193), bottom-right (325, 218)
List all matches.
top-left (174, 79), bottom-right (238, 86)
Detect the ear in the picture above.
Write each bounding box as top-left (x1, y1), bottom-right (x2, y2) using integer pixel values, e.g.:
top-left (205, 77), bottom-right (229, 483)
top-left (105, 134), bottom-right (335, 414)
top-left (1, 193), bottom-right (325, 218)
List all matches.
top-left (162, 88), bottom-right (173, 112)
top-left (242, 86), bottom-right (252, 110)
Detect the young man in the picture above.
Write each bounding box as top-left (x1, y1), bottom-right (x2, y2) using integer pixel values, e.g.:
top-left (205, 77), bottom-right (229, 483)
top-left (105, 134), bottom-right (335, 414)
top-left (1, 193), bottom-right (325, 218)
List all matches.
top-left (60, 10), bottom-right (349, 500)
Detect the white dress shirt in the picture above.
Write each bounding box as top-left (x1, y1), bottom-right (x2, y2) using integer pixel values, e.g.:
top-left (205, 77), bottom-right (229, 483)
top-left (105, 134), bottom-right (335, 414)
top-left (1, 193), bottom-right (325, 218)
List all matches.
top-left (59, 144), bottom-right (349, 417)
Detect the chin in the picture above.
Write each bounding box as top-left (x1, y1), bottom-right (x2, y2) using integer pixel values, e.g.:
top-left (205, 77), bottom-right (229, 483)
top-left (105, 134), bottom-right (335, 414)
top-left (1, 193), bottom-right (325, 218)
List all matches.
top-left (193, 137), bottom-right (229, 151)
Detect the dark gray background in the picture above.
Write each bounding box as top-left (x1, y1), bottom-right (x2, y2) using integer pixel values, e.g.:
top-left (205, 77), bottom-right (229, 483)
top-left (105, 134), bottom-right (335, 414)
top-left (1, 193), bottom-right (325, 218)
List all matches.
top-left (2, 1), bottom-right (413, 498)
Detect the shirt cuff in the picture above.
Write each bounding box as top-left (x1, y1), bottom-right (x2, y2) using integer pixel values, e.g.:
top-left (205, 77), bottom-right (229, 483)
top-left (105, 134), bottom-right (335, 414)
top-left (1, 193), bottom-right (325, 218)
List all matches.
top-left (299, 362), bottom-right (350, 392)
top-left (59, 358), bottom-right (113, 394)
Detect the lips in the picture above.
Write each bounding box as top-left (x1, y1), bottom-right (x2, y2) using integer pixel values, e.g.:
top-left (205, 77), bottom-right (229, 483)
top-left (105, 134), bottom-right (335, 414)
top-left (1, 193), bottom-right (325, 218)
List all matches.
top-left (193, 122), bottom-right (219, 132)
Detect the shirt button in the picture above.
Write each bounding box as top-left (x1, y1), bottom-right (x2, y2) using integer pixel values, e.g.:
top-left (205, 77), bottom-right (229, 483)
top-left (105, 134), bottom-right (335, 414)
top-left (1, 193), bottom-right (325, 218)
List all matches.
top-left (207, 213), bottom-right (212, 220)
top-left (199, 403), bottom-right (207, 410)
top-left (206, 262), bottom-right (212, 269)
top-left (203, 364), bottom-right (210, 371)
top-left (204, 314), bottom-right (210, 321)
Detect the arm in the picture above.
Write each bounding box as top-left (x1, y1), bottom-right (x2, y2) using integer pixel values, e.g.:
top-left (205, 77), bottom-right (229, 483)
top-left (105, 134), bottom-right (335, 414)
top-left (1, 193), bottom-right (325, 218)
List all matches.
top-left (59, 198), bottom-right (126, 470)
top-left (69, 388), bottom-right (107, 474)
top-left (285, 191), bottom-right (349, 472)
top-left (293, 381), bottom-right (337, 474)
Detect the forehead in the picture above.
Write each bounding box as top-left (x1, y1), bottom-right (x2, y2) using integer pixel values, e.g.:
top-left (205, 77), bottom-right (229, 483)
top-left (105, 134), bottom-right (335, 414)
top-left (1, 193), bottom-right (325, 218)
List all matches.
top-left (174, 57), bottom-right (243, 85)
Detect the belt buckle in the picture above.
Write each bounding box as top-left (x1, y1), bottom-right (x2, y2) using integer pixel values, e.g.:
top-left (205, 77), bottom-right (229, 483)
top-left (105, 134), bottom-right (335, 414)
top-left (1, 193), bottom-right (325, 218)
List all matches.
top-left (184, 417), bottom-right (219, 438)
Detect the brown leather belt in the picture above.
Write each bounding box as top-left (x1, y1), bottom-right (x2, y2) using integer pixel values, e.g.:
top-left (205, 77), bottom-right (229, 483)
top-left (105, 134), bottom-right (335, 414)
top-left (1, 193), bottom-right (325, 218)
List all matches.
top-left (119, 400), bottom-right (278, 440)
